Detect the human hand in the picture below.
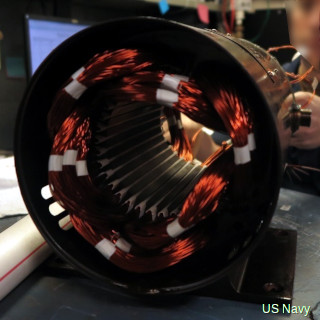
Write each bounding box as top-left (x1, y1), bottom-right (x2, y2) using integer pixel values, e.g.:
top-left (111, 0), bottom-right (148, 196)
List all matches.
top-left (282, 91), bottom-right (320, 149)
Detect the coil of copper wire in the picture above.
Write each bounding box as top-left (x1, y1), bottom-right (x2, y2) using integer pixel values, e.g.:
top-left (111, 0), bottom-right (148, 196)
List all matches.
top-left (46, 48), bottom-right (258, 273)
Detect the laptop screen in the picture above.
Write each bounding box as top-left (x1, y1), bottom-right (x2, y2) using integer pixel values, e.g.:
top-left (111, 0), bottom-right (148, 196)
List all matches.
top-left (25, 14), bottom-right (90, 78)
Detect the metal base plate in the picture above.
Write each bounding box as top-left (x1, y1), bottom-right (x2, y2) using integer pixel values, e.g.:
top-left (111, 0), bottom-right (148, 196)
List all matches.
top-left (43, 227), bottom-right (297, 304)
top-left (194, 228), bottom-right (297, 304)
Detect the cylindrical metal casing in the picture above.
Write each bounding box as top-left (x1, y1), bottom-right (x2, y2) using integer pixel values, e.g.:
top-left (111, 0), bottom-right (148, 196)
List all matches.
top-left (15, 17), bottom-right (291, 295)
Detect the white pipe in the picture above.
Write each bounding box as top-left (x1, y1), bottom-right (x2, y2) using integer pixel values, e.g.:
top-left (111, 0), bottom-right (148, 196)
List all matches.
top-left (0, 215), bottom-right (52, 300)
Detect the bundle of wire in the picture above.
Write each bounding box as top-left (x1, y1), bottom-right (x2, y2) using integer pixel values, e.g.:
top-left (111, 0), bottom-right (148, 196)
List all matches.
top-left (268, 45), bottom-right (317, 107)
top-left (47, 48), bottom-right (256, 273)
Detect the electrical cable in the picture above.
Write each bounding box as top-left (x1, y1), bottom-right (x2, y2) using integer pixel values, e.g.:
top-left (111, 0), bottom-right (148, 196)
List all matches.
top-left (268, 45), bottom-right (317, 108)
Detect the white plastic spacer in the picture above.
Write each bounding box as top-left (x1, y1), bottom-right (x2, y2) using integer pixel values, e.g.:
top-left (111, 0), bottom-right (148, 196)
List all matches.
top-left (58, 215), bottom-right (73, 230)
top-left (115, 238), bottom-right (132, 253)
top-left (95, 239), bottom-right (116, 260)
top-left (233, 144), bottom-right (251, 165)
top-left (63, 150), bottom-right (78, 166)
top-left (161, 74), bottom-right (188, 91)
top-left (156, 89), bottom-right (179, 107)
top-left (41, 185), bottom-right (52, 200)
top-left (161, 74), bottom-right (181, 91)
top-left (166, 218), bottom-right (188, 238)
top-left (49, 201), bottom-right (65, 216)
top-left (76, 160), bottom-right (88, 176)
top-left (48, 155), bottom-right (63, 171)
top-left (71, 66), bottom-right (85, 80)
top-left (64, 79), bottom-right (87, 100)
top-left (248, 133), bottom-right (256, 151)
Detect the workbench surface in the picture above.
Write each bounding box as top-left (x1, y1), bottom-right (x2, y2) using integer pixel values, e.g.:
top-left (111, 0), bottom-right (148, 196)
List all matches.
top-left (0, 188), bottom-right (320, 320)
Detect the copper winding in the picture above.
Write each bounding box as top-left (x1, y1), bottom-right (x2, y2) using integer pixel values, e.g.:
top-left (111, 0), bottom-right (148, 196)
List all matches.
top-left (47, 48), bottom-right (254, 273)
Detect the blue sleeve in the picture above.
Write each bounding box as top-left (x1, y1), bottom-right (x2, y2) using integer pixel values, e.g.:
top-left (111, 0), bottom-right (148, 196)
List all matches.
top-left (282, 57), bottom-right (300, 73)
